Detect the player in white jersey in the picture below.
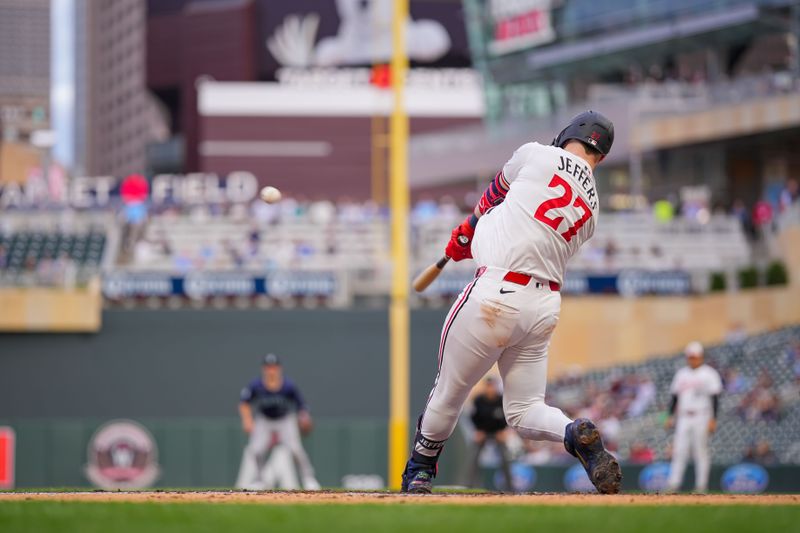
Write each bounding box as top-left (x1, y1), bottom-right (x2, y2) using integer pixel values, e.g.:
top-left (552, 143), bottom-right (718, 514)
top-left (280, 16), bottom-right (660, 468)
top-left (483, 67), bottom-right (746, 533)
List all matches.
top-left (665, 342), bottom-right (722, 492)
top-left (401, 111), bottom-right (622, 494)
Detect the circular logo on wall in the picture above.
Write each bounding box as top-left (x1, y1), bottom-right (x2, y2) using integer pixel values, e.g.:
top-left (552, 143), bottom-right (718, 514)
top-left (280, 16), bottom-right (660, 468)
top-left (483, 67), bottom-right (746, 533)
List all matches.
top-left (720, 463), bottom-right (769, 494)
top-left (638, 462), bottom-right (672, 492)
top-left (563, 463), bottom-right (596, 493)
top-left (85, 420), bottom-right (160, 489)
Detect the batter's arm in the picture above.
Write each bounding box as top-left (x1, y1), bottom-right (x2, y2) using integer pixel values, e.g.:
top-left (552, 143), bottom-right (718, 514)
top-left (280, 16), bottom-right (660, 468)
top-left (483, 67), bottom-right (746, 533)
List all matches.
top-left (442, 169), bottom-right (510, 263)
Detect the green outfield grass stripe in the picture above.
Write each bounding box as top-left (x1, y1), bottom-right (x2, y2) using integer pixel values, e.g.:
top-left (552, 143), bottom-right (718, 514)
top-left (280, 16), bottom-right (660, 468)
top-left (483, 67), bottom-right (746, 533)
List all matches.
top-left (0, 502), bottom-right (798, 533)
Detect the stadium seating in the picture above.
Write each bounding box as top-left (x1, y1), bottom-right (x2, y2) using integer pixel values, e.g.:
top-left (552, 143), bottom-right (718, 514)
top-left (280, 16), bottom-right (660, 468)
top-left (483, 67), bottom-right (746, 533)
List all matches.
top-left (547, 326), bottom-right (800, 465)
top-left (129, 205), bottom-right (751, 278)
top-left (0, 212), bottom-right (115, 286)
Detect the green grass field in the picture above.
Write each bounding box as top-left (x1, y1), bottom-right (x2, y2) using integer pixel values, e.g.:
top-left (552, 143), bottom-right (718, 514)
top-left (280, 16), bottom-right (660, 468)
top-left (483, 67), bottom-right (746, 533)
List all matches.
top-left (1, 501), bottom-right (798, 533)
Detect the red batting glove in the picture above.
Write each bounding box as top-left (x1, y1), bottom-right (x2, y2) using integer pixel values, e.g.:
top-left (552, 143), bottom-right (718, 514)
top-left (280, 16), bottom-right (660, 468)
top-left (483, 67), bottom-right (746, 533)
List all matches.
top-left (445, 217), bottom-right (475, 262)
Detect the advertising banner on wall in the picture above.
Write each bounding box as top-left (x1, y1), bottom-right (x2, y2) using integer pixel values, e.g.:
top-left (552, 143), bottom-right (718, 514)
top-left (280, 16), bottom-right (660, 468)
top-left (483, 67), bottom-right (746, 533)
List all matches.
top-left (0, 172), bottom-right (260, 210)
top-left (426, 269), bottom-right (693, 297)
top-left (256, 0), bottom-right (472, 75)
top-left (487, 0), bottom-right (555, 56)
top-left (102, 271), bottom-right (339, 299)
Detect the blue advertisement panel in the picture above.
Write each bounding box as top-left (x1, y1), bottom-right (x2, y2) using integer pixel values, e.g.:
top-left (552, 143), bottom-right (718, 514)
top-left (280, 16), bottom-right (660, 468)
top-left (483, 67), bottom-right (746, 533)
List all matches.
top-left (425, 269), bottom-right (692, 297)
top-left (638, 462), bottom-right (672, 492)
top-left (720, 463), bottom-right (770, 494)
top-left (103, 271), bottom-right (338, 298)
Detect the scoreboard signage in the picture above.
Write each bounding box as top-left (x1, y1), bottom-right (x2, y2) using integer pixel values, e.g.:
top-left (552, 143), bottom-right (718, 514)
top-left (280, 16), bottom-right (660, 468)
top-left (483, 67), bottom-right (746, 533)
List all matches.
top-left (488, 0), bottom-right (555, 55)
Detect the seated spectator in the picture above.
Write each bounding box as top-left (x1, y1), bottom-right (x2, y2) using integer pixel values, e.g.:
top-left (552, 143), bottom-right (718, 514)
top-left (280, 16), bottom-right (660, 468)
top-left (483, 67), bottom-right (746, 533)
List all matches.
top-left (522, 440), bottom-right (573, 465)
top-left (725, 322), bottom-right (748, 345)
top-left (723, 367), bottom-right (753, 394)
top-left (737, 374), bottom-right (781, 422)
top-left (627, 375), bottom-right (656, 417)
top-left (51, 252), bottom-right (77, 288)
top-left (743, 440), bottom-right (778, 466)
top-left (437, 195), bottom-right (461, 219)
top-left (628, 441), bottom-right (655, 464)
top-left (197, 241), bottom-right (216, 268)
top-left (19, 255), bottom-right (39, 286)
top-left (248, 225), bottom-right (261, 257)
top-left (412, 196), bottom-right (439, 223)
top-left (604, 239), bottom-right (619, 269)
top-left (308, 200), bottom-right (336, 225)
top-left (785, 341), bottom-right (800, 380)
top-left (222, 239), bottom-right (245, 270)
top-left (174, 249), bottom-right (193, 273)
top-left (134, 239), bottom-right (157, 264)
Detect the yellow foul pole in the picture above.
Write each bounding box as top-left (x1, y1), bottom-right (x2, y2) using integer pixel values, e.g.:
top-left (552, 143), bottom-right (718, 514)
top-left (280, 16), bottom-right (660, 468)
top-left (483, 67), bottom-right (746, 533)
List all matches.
top-left (388, 0), bottom-right (410, 490)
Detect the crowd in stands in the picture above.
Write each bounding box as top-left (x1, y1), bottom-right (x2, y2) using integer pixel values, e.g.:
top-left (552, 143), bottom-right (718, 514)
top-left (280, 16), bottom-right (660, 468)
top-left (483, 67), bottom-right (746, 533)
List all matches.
top-left (118, 191), bottom-right (757, 279)
top-left (0, 213), bottom-right (109, 288)
top-left (514, 327), bottom-right (800, 466)
top-left (1, 173), bottom-right (796, 290)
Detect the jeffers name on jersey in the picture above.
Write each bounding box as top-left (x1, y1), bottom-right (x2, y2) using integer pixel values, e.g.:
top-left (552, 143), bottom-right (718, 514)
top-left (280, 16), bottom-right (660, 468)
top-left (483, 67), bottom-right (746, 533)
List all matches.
top-left (557, 155), bottom-right (597, 210)
top-left (471, 142), bottom-right (599, 285)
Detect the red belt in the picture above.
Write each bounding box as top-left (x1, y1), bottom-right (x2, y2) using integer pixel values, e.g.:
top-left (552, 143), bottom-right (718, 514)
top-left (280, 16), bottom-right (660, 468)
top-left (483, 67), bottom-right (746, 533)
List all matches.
top-left (502, 271), bottom-right (560, 291)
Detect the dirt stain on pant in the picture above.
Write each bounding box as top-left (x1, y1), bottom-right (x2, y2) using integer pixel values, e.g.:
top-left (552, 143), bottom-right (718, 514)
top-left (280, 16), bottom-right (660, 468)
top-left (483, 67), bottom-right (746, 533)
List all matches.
top-left (480, 299), bottom-right (518, 348)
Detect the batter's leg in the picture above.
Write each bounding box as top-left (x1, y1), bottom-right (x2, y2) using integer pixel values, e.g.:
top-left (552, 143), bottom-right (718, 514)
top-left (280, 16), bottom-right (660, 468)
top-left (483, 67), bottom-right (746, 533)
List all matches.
top-left (235, 415), bottom-right (272, 489)
top-left (280, 413), bottom-right (320, 490)
top-left (404, 279), bottom-right (517, 491)
top-left (415, 285), bottom-right (514, 454)
top-left (692, 416), bottom-right (711, 492)
top-left (497, 329), bottom-right (571, 442)
top-left (667, 417), bottom-right (691, 492)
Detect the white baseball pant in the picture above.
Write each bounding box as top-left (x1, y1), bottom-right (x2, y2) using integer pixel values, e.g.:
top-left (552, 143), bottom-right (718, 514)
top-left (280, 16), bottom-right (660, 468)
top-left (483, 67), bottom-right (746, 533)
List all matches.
top-left (668, 412), bottom-right (712, 492)
top-left (235, 412), bottom-right (319, 489)
top-left (415, 267), bottom-right (572, 458)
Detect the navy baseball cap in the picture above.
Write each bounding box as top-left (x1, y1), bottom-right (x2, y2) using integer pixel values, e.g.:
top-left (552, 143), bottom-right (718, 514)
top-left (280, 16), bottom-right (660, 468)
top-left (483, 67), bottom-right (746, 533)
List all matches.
top-left (262, 353), bottom-right (281, 366)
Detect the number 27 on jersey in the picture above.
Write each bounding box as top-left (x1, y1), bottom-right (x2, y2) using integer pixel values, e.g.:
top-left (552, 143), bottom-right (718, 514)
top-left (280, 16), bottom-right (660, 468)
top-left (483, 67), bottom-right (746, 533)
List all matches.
top-left (533, 174), bottom-right (592, 243)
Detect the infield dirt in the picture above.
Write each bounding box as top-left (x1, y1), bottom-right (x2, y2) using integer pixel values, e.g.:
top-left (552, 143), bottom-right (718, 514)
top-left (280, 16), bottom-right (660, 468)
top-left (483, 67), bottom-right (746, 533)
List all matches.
top-left (0, 491), bottom-right (797, 506)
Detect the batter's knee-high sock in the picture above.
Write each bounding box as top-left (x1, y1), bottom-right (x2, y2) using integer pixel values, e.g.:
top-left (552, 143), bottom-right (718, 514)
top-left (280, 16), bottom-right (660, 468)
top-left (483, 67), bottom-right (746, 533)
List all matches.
top-left (411, 415), bottom-right (445, 467)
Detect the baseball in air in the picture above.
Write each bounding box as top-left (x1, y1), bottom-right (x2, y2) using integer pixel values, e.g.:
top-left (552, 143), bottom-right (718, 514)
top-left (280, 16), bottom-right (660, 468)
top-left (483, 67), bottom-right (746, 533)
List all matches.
top-left (259, 186), bottom-right (282, 204)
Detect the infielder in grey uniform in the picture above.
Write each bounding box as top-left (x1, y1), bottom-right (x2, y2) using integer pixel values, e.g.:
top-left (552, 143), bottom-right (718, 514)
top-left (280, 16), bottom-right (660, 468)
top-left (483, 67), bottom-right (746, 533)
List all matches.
top-left (665, 342), bottom-right (722, 492)
top-left (236, 354), bottom-right (320, 490)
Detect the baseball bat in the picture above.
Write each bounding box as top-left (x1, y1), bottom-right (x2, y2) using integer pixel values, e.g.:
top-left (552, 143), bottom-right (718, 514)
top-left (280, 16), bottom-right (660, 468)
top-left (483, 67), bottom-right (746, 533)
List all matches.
top-left (412, 235), bottom-right (469, 292)
top-left (412, 256), bottom-right (450, 292)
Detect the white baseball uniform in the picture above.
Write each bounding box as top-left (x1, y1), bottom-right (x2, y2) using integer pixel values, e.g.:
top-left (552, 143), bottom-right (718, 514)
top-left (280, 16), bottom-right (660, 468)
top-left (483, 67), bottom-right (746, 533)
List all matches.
top-left (415, 142), bottom-right (599, 458)
top-left (667, 364), bottom-right (722, 492)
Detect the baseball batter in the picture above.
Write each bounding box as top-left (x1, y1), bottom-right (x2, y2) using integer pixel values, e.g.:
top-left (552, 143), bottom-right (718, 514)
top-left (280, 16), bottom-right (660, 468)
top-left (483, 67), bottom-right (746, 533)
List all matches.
top-left (236, 354), bottom-right (320, 490)
top-left (402, 111), bottom-right (622, 494)
top-left (665, 342), bottom-right (722, 492)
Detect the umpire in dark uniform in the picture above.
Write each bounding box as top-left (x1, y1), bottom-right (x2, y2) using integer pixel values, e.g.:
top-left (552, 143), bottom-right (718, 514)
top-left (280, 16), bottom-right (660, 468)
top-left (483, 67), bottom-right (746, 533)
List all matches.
top-left (468, 376), bottom-right (514, 490)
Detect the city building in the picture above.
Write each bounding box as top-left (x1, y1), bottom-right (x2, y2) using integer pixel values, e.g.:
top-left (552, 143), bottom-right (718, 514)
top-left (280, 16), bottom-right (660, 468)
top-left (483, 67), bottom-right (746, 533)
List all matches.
top-left (52, 0), bottom-right (157, 178)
